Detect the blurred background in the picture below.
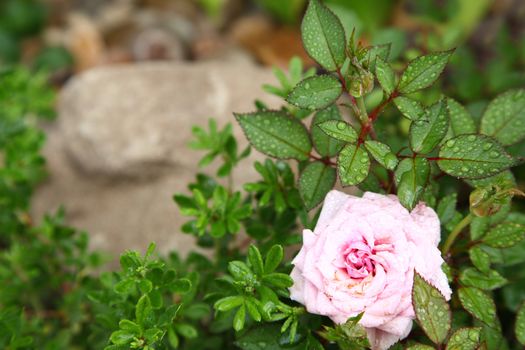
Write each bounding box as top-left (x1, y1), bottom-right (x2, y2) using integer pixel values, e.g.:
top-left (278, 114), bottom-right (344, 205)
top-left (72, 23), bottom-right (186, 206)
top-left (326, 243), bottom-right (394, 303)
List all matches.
top-left (2, 0), bottom-right (523, 255)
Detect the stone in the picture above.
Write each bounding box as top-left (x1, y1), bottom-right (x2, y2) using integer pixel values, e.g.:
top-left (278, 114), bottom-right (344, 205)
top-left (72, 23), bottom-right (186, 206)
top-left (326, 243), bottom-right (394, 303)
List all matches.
top-left (59, 61), bottom-right (279, 178)
top-left (32, 61), bottom-right (281, 256)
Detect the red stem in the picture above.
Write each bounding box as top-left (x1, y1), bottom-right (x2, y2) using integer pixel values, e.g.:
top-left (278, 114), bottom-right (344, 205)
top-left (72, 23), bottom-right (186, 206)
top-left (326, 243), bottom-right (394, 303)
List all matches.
top-left (357, 91), bottom-right (399, 145)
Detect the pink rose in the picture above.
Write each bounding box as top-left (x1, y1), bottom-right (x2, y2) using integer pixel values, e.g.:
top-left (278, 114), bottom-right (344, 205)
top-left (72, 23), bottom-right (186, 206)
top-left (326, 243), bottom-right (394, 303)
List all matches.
top-left (290, 190), bottom-right (451, 350)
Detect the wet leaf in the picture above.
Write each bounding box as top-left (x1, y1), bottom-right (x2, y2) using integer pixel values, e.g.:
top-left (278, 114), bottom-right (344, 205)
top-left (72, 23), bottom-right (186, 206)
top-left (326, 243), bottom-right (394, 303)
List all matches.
top-left (375, 57), bottom-right (396, 96)
top-left (395, 157), bottom-right (430, 210)
top-left (311, 105), bottom-right (345, 157)
top-left (299, 161), bottom-right (337, 210)
top-left (437, 135), bottom-right (515, 179)
top-left (459, 268), bottom-right (507, 290)
top-left (482, 223), bottom-right (525, 248)
top-left (235, 111), bottom-right (312, 160)
top-left (301, 0), bottom-right (346, 71)
top-left (338, 144), bottom-right (370, 186)
top-left (469, 246), bottom-right (491, 273)
top-left (480, 89), bottom-right (525, 146)
top-left (445, 327), bottom-right (481, 350)
top-left (287, 75), bottom-right (342, 110)
top-left (398, 50), bottom-right (454, 94)
top-left (364, 140), bottom-right (398, 170)
top-left (458, 287), bottom-right (497, 328)
top-left (410, 99), bottom-right (449, 154)
top-left (412, 272), bottom-right (451, 344)
top-left (394, 96), bottom-right (425, 120)
top-left (445, 98), bottom-right (476, 138)
top-left (317, 119), bottom-right (358, 143)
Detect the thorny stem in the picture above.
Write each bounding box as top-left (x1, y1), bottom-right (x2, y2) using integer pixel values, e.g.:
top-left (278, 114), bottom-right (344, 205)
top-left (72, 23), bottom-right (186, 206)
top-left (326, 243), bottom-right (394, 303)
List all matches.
top-left (336, 67), bottom-right (357, 107)
top-left (441, 213), bottom-right (473, 256)
top-left (357, 91), bottom-right (399, 145)
top-left (355, 96), bottom-right (369, 124)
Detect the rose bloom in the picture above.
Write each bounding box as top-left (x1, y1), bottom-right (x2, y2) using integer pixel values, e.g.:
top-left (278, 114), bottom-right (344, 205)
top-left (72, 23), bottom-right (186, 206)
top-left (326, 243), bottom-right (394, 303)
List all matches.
top-left (290, 191), bottom-right (451, 350)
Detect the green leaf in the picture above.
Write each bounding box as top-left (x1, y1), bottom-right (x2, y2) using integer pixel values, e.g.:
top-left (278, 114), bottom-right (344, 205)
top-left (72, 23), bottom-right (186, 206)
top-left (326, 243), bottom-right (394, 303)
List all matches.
top-left (469, 246), bottom-right (491, 273)
top-left (482, 223), bottom-right (525, 248)
top-left (458, 287), bottom-right (497, 328)
top-left (110, 330), bottom-right (134, 345)
top-left (301, 0), bottom-right (346, 71)
top-left (317, 119), bottom-right (358, 143)
top-left (245, 298), bottom-right (262, 322)
top-left (412, 272), bottom-right (451, 344)
top-left (170, 278), bottom-right (192, 293)
top-left (114, 278), bottom-right (135, 295)
top-left (375, 57), bottom-right (396, 95)
top-left (119, 319), bottom-right (141, 334)
top-left (235, 111), bottom-right (312, 160)
top-left (398, 50), bottom-right (454, 94)
top-left (175, 323), bottom-right (198, 339)
top-left (437, 135), bottom-right (515, 179)
top-left (137, 279), bottom-right (153, 293)
top-left (364, 140), bottom-right (398, 170)
top-left (365, 44), bottom-right (391, 71)
top-left (437, 193), bottom-right (457, 225)
top-left (135, 295), bottom-right (154, 327)
top-left (516, 302), bottom-right (525, 345)
top-left (406, 344), bottom-right (434, 350)
top-left (445, 327), bottom-right (481, 350)
top-left (299, 161), bottom-right (337, 210)
top-left (409, 99), bottom-right (449, 154)
top-left (248, 245), bottom-right (264, 276)
top-left (460, 268), bottom-right (507, 290)
top-left (311, 105), bottom-right (345, 157)
top-left (446, 98), bottom-right (476, 137)
top-left (214, 296), bottom-right (244, 312)
top-left (264, 245), bottom-right (284, 273)
top-left (480, 89), bottom-right (525, 146)
top-left (395, 157), bottom-right (430, 210)
top-left (168, 326), bottom-right (179, 348)
top-left (471, 216), bottom-right (489, 241)
top-left (338, 144), bottom-right (370, 186)
top-left (262, 273), bottom-right (293, 288)
top-left (393, 96), bottom-right (425, 120)
top-left (228, 261), bottom-right (255, 281)
top-left (287, 75), bottom-right (342, 110)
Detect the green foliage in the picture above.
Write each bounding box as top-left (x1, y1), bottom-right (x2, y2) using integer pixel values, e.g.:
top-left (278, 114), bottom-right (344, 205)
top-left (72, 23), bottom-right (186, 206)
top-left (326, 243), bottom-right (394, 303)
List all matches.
top-left (174, 180), bottom-right (251, 237)
top-left (445, 327), bottom-right (481, 350)
top-left (480, 89), bottom-right (525, 146)
top-left (299, 161), bottom-right (336, 210)
top-left (286, 75), bottom-right (342, 110)
top-left (301, 0), bottom-right (346, 71)
top-left (437, 135), bottom-right (515, 179)
top-left (4, 1), bottom-right (525, 350)
top-left (412, 273), bottom-right (451, 344)
top-left (409, 99), bottom-right (449, 154)
top-left (338, 144), bottom-right (370, 186)
top-left (319, 313), bottom-right (369, 349)
top-left (189, 119), bottom-right (250, 177)
top-left (395, 158), bottom-right (430, 210)
top-left (235, 111), bottom-right (312, 160)
top-left (263, 57), bottom-right (316, 99)
top-left (393, 96), bottom-right (425, 120)
top-left (310, 105), bottom-right (345, 157)
top-left (516, 302), bottom-right (525, 345)
top-left (458, 287), bottom-right (497, 328)
top-left (397, 50), bottom-right (454, 94)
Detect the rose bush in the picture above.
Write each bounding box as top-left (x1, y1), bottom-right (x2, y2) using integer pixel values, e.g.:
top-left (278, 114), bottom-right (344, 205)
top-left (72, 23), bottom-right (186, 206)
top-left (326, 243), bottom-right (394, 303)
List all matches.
top-left (290, 190), bottom-right (452, 350)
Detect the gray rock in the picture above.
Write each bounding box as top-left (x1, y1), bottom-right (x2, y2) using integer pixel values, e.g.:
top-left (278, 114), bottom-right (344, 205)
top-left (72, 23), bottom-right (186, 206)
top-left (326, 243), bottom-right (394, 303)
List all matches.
top-left (59, 61), bottom-right (279, 178)
top-left (32, 61), bottom-right (281, 256)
